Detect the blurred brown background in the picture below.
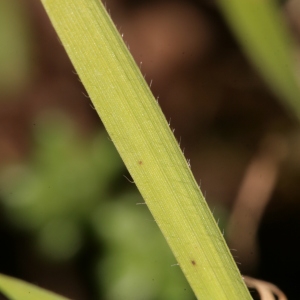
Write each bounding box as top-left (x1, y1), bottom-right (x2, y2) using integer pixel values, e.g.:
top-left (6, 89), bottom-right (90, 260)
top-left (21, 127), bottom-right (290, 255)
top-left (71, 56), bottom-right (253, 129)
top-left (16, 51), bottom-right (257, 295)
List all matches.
top-left (1, 0), bottom-right (300, 299)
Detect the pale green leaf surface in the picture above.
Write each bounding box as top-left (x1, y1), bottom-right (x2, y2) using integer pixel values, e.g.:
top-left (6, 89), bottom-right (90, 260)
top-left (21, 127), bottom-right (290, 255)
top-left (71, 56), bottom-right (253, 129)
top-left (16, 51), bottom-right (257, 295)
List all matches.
top-left (218, 0), bottom-right (300, 118)
top-left (40, 1), bottom-right (252, 299)
top-left (0, 274), bottom-right (69, 300)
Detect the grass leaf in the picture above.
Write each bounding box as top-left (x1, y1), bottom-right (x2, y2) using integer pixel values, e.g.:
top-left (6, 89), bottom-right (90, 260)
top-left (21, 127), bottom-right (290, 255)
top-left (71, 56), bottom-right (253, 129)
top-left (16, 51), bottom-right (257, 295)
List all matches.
top-left (0, 274), bottom-right (69, 300)
top-left (39, 0), bottom-right (252, 299)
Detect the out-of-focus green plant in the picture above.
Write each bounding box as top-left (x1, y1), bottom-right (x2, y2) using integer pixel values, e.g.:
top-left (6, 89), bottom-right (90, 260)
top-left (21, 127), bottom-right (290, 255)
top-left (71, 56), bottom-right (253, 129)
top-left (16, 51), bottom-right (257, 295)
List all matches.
top-left (0, 114), bottom-right (123, 260)
top-left (93, 193), bottom-right (194, 300)
top-left (0, 114), bottom-right (194, 299)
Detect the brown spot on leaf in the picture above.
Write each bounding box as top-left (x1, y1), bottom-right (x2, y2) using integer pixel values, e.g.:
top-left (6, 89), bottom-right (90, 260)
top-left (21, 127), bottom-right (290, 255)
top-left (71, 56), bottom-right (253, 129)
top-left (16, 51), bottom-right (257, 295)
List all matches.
top-left (138, 160), bottom-right (143, 165)
top-left (191, 260), bottom-right (196, 266)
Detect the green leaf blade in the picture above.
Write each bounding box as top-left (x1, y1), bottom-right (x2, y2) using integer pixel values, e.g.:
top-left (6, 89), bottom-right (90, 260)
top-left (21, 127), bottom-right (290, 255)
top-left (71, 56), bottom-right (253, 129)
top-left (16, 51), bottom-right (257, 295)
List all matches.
top-left (0, 274), bottom-right (69, 300)
top-left (40, 1), bottom-right (252, 299)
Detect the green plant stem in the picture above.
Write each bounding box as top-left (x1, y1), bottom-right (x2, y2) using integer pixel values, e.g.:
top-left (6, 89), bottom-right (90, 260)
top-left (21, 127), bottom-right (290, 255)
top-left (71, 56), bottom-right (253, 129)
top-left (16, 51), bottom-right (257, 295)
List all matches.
top-left (40, 1), bottom-right (252, 299)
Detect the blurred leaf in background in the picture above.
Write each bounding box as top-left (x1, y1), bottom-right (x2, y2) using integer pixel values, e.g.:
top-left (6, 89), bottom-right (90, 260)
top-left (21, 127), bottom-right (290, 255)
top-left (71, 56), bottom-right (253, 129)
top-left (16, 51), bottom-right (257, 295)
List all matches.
top-left (0, 0), bottom-right (33, 97)
top-left (218, 0), bottom-right (300, 117)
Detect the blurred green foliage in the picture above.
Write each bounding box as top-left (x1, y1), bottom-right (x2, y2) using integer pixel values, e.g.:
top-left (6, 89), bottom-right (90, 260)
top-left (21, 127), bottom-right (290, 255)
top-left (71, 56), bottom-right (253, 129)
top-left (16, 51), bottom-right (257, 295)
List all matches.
top-left (0, 114), bottom-right (194, 299)
top-left (0, 114), bottom-right (123, 260)
top-left (93, 194), bottom-right (194, 300)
